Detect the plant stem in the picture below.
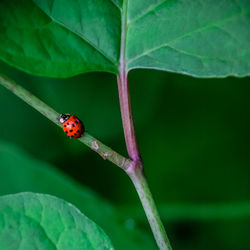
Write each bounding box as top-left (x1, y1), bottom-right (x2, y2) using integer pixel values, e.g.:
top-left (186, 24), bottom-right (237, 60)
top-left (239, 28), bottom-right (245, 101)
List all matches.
top-left (0, 74), bottom-right (131, 170)
top-left (117, 73), bottom-right (140, 163)
top-left (118, 2), bottom-right (172, 246)
top-left (128, 167), bottom-right (172, 250)
top-left (117, 72), bottom-right (172, 250)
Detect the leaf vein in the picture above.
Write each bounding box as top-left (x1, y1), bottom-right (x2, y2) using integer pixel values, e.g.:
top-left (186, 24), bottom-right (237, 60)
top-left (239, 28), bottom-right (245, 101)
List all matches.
top-left (127, 0), bottom-right (168, 25)
top-left (33, 2), bottom-right (117, 66)
top-left (127, 10), bottom-right (249, 65)
top-left (110, 0), bottom-right (121, 11)
top-left (53, 18), bottom-right (116, 65)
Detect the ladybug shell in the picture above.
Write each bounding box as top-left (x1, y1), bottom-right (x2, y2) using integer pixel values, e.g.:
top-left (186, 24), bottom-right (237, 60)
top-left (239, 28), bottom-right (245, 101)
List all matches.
top-left (62, 115), bottom-right (84, 138)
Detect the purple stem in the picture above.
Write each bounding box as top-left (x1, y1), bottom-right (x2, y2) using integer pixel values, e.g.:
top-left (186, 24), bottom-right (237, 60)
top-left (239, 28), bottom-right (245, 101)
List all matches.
top-left (116, 70), bottom-right (172, 250)
top-left (117, 70), bottom-right (141, 164)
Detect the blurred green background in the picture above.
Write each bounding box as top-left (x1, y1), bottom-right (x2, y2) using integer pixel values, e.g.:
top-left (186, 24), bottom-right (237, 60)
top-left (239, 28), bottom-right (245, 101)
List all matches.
top-left (0, 59), bottom-right (250, 249)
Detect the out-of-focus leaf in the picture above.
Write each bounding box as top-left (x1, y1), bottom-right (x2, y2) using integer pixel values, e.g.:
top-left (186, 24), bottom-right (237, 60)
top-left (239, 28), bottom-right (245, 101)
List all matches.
top-left (0, 141), bottom-right (156, 250)
top-left (119, 202), bottom-right (250, 222)
top-left (0, 193), bottom-right (113, 250)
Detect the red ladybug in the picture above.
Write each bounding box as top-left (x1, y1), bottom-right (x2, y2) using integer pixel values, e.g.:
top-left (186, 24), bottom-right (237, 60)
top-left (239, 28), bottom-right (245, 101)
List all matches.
top-left (58, 114), bottom-right (84, 138)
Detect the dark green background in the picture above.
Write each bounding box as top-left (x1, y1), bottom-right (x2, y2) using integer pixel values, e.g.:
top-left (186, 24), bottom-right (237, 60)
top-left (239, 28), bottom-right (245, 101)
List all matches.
top-left (0, 59), bottom-right (250, 249)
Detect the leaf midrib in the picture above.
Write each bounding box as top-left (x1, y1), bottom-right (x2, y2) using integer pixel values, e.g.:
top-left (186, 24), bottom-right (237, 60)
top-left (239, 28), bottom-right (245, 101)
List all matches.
top-left (119, 0), bottom-right (128, 72)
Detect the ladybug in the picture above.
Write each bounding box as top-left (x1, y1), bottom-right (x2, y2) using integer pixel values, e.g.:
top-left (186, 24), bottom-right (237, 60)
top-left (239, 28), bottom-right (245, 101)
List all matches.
top-left (58, 114), bottom-right (84, 138)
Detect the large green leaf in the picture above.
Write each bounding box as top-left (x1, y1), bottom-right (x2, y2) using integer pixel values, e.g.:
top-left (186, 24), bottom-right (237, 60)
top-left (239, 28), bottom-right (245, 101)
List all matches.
top-left (0, 0), bottom-right (250, 77)
top-left (0, 193), bottom-right (113, 250)
top-left (0, 142), bottom-right (156, 250)
top-left (0, 0), bottom-right (119, 76)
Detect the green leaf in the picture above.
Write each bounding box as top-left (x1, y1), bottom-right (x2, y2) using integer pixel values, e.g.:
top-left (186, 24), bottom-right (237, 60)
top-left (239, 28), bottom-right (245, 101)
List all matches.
top-left (0, 142), bottom-right (156, 250)
top-left (126, 0), bottom-right (250, 77)
top-left (0, 0), bottom-right (119, 77)
top-left (0, 0), bottom-right (250, 77)
top-left (0, 192), bottom-right (113, 250)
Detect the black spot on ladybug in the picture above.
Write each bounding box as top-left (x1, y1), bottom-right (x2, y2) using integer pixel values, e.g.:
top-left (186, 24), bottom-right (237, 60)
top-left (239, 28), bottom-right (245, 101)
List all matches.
top-left (74, 133), bottom-right (77, 136)
top-left (72, 124), bottom-right (75, 127)
top-left (75, 120), bottom-right (78, 124)
top-left (65, 131), bottom-right (68, 134)
top-left (77, 130), bottom-right (80, 133)
top-left (70, 130), bottom-right (73, 132)
top-left (64, 125), bottom-right (66, 127)
top-left (67, 122), bottom-right (69, 125)
top-left (71, 136), bottom-right (74, 138)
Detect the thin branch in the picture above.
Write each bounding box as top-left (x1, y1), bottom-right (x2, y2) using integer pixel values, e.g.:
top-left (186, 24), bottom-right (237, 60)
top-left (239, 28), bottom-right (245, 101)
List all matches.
top-left (0, 74), bottom-right (131, 170)
top-left (117, 73), bottom-right (141, 163)
top-left (117, 69), bottom-right (172, 249)
top-left (128, 168), bottom-right (172, 250)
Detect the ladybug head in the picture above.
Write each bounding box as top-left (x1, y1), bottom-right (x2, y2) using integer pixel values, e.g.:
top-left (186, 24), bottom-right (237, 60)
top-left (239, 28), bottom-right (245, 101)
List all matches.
top-left (58, 113), bottom-right (70, 124)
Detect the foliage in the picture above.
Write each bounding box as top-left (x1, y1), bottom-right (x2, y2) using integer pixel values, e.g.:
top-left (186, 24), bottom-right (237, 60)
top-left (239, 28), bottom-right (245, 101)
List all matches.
top-left (0, 0), bottom-right (250, 249)
top-left (0, 192), bottom-right (113, 250)
top-left (0, 0), bottom-right (249, 77)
